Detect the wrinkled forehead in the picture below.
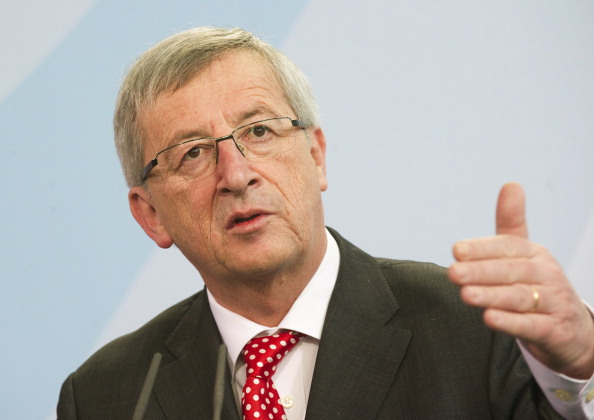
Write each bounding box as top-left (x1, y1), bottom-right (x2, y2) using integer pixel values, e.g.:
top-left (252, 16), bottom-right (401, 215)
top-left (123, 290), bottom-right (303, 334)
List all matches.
top-left (138, 51), bottom-right (292, 154)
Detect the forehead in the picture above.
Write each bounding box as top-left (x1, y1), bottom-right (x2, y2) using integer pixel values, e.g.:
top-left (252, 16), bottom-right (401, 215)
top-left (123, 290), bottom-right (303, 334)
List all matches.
top-left (139, 51), bottom-right (292, 153)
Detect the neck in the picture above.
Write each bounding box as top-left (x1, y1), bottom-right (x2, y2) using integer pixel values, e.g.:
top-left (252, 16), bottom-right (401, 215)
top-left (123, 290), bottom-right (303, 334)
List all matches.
top-left (209, 279), bottom-right (307, 327)
top-left (204, 233), bottom-right (327, 327)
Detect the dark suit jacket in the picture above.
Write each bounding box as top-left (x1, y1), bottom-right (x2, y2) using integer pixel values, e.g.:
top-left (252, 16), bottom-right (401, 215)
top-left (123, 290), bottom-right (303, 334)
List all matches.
top-left (57, 229), bottom-right (562, 419)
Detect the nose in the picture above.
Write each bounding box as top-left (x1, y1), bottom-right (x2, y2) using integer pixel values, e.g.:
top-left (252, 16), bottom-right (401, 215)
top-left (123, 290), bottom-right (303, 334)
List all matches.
top-left (215, 137), bottom-right (258, 194)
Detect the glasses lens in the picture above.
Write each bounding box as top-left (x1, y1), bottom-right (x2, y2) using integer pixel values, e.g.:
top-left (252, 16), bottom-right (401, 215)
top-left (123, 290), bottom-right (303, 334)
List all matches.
top-left (232, 117), bottom-right (298, 159)
top-left (156, 138), bottom-right (216, 182)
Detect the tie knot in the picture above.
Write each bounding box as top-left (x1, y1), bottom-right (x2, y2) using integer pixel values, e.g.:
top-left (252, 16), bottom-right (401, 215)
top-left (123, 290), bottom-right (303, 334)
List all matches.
top-left (242, 331), bottom-right (302, 378)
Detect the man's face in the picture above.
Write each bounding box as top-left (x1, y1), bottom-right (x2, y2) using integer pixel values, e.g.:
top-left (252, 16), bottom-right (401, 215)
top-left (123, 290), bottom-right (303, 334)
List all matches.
top-left (130, 51), bottom-right (328, 284)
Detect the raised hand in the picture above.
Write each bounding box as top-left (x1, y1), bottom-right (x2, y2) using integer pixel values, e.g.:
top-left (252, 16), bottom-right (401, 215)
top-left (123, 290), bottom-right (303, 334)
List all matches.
top-left (448, 182), bottom-right (594, 379)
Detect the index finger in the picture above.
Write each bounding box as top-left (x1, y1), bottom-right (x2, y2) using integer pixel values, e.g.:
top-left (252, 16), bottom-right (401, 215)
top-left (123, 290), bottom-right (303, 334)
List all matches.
top-left (452, 235), bottom-right (536, 262)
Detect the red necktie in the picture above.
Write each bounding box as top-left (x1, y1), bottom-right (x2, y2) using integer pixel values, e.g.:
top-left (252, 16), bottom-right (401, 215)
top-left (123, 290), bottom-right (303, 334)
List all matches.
top-left (241, 331), bottom-right (302, 420)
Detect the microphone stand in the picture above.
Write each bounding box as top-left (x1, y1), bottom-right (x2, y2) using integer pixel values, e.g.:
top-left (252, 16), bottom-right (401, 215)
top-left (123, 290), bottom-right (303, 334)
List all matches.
top-left (132, 352), bottom-right (162, 420)
top-left (212, 344), bottom-right (227, 420)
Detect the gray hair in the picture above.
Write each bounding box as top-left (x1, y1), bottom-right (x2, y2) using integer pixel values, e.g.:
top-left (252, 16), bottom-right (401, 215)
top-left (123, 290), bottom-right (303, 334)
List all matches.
top-left (114, 27), bottom-right (320, 187)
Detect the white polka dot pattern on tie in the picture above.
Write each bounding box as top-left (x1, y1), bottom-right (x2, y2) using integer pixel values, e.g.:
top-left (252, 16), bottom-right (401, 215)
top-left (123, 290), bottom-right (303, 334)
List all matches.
top-left (241, 331), bottom-right (302, 420)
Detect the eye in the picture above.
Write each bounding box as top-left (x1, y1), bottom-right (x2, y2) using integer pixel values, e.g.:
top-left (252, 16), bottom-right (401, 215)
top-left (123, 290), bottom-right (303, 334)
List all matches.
top-left (183, 145), bottom-right (202, 160)
top-left (250, 125), bottom-right (270, 138)
top-left (177, 140), bottom-right (214, 162)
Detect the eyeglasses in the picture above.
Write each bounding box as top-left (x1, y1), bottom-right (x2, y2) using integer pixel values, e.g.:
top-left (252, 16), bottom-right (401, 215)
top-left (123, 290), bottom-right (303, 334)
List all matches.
top-left (141, 117), bottom-right (305, 183)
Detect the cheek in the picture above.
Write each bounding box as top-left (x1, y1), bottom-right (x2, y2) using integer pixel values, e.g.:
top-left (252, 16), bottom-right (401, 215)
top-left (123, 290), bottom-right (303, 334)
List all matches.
top-left (276, 153), bottom-right (322, 209)
top-left (157, 181), bottom-right (215, 239)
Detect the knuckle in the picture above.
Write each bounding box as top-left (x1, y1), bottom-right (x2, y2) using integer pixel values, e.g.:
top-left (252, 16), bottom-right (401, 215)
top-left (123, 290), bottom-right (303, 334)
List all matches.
top-left (502, 242), bottom-right (518, 258)
top-left (505, 260), bottom-right (522, 283)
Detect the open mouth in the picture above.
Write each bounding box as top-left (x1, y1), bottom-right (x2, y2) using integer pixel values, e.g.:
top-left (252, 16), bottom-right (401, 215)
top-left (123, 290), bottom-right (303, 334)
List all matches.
top-left (226, 210), bottom-right (270, 230)
top-left (235, 214), bottom-right (260, 224)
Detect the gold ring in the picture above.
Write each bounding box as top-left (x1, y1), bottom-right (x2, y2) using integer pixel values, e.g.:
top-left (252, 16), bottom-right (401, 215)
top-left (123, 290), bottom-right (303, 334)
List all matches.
top-left (530, 286), bottom-right (540, 312)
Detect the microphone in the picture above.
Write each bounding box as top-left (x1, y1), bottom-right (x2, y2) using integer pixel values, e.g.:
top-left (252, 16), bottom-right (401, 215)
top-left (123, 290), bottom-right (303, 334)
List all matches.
top-left (212, 343), bottom-right (227, 420)
top-left (132, 352), bottom-right (162, 420)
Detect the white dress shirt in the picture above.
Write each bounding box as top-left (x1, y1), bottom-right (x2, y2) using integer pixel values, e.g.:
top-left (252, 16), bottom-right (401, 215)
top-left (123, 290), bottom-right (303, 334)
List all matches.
top-left (208, 229), bottom-right (339, 420)
top-left (208, 229), bottom-right (594, 419)
top-left (520, 341), bottom-right (594, 419)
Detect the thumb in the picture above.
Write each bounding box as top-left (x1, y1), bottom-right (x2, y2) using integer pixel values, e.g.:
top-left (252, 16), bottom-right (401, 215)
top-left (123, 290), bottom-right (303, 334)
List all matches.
top-left (496, 182), bottom-right (529, 238)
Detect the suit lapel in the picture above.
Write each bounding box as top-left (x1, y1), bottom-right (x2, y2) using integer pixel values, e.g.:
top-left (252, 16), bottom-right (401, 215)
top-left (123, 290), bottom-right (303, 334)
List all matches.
top-left (146, 229), bottom-right (409, 420)
top-left (305, 230), bottom-right (411, 420)
top-left (152, 292), bottom-right (240, 420)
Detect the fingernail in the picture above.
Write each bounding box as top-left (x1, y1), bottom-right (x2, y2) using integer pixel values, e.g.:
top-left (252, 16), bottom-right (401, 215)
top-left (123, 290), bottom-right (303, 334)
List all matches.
top-left (490, 312), bottom-right (504, 326)
top-left (454, 242), bottom-right (470, 259)
top-left (467, 287), bottom-right (482, 301)
top-left (451, 263), bottom-right (469, 283)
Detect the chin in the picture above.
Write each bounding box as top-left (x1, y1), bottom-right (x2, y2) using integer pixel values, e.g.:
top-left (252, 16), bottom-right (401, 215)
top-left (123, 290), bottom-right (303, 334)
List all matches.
top-left (221, 242), bottom-right (302, 278)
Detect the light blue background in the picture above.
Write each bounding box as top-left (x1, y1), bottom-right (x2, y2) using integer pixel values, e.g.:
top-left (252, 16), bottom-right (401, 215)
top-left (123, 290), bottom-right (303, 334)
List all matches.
top-left (1, 2), bottom-right (593, 419)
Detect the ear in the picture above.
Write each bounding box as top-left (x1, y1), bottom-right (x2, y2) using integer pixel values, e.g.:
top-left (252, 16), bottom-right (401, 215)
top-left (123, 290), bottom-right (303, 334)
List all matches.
top-left (128, 186), bottom-right (174, 249)
top-left (309, 127), bottom-right (328, 192)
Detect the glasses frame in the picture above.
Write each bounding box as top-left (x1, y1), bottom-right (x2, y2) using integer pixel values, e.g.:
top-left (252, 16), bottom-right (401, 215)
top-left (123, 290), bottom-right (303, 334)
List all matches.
top-left (140, 117), bottom-right (305, 183)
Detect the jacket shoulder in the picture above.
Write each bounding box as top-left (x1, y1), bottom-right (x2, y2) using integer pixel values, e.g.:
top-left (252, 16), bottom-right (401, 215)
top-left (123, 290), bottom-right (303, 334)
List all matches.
top-left (73, 292), bottom-right (201, 381)
top-left (375, 258), bottom-right (482, 326)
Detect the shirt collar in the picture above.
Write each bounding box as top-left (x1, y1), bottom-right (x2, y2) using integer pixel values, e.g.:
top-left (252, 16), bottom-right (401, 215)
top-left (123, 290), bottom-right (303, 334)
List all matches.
top-left (207, 228), bottom-right (340, 370)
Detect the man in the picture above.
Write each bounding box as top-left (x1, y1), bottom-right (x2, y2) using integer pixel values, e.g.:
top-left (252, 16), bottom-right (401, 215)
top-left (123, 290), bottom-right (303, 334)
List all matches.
top-left (57, 27), bottom-right (594, 419)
